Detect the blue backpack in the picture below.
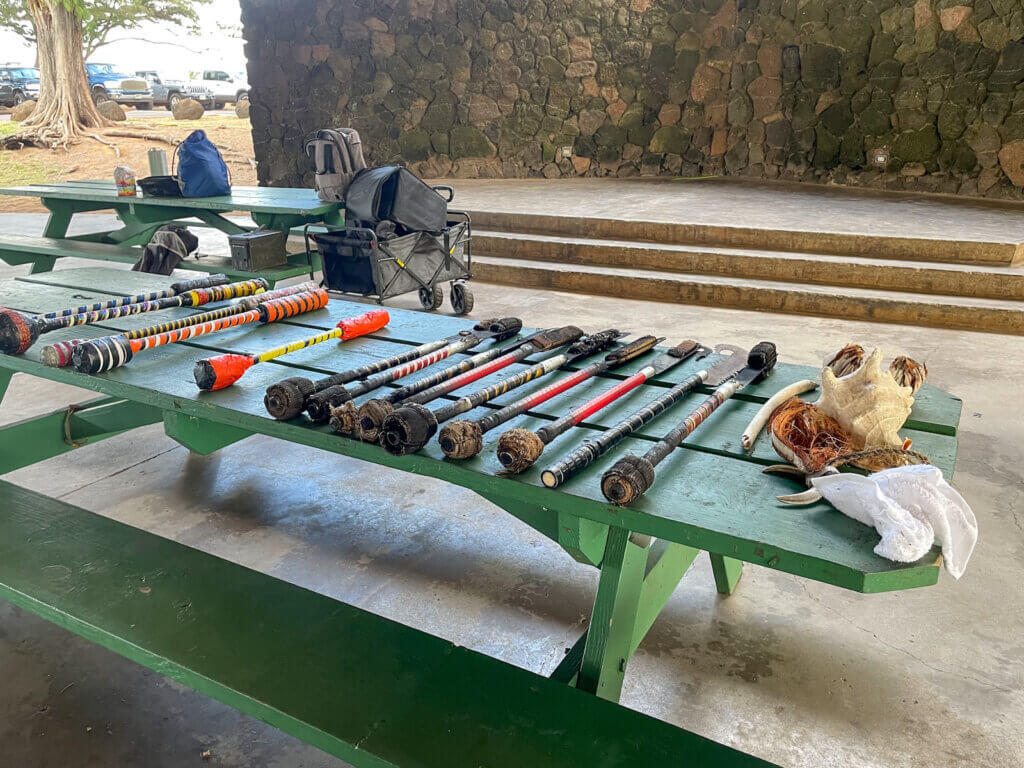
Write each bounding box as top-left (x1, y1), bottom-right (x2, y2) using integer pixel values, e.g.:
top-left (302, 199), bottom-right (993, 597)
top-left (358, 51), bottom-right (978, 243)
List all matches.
top-left (176, 130), bottom-right (230, 197)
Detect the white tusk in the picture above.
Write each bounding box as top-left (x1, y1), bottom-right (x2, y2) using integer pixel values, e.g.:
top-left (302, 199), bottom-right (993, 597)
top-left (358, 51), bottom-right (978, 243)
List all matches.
top-left (762, 464), bottom-right (804, 475)
top-left (741, 379), bottom-right (819, 450)
top-left (776, 488), bottom-right (824, 505)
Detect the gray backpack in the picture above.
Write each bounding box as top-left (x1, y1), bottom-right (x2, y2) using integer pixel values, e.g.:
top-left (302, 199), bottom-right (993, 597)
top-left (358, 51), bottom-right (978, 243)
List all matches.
top-left (304, 128), bottom-right (367, 202)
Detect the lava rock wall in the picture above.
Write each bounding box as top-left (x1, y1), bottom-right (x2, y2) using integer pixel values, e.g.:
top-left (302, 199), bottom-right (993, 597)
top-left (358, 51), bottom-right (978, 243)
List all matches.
top-left (241, 0), bottom-right (1024, 197)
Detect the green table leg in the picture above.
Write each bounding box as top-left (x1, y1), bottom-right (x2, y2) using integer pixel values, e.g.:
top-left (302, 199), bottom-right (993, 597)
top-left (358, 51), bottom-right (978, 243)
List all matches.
top-left (0, 368), bottom-right (12, 405)
top-left (193, 209), bottom-right (249, 236)
top-left (0, 396), bottom-right (162, 475)
top-left (577, 527), bottom-right (648, 701)
top-left (710, 553), bottom-right (744, 595)
top-left (31, 201), bottom-right (75, 274)
top-left (163, 411), bottom-right (253, 455)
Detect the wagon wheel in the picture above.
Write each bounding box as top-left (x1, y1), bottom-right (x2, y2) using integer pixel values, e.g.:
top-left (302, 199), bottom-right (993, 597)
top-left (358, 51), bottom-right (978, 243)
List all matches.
top-left (419, 284), bottom-right (443, 311)
top-left (450, 282), bottom-right (474, 316)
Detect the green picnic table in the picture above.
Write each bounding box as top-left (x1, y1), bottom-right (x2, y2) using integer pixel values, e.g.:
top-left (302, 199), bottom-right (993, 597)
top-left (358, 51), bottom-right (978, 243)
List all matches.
top-left (0, 267), bottom-right (964, 767)
top-left (0, 181), bottom-right (342, 284)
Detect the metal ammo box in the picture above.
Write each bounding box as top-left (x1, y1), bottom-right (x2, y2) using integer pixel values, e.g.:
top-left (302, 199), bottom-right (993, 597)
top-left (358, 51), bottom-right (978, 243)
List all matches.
top-left (228, 230), bottom-right (288, 271)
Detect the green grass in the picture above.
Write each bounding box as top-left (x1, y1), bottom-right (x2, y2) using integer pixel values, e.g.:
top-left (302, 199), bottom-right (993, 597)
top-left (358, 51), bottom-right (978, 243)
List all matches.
top-left (0, 148), bottom-right (61, 186)
top-left (0, 121), bottom-right (21, 138)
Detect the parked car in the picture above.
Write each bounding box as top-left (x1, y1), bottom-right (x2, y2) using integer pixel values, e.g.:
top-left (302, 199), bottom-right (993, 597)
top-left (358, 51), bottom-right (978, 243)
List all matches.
top-left (0, 66), bottom-right (40, 103)
top-left (188, 69), bottom-right (249, 109)
top-left (0, 77), bottom-right (21, 108)
top-left (135, 70), bottom-right (213, 110)
top-left (85, 62), bottom-right (154, 109)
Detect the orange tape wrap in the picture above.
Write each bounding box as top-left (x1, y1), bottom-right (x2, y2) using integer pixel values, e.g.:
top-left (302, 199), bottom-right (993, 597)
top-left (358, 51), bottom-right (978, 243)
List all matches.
top-left (336, 309), bottom-right (389, 339)
top-left (194, 354), bottom-right (256, 391)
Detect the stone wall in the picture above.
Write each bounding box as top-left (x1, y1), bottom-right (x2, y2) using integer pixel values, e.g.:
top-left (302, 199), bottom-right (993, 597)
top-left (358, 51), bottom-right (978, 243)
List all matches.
top-left (241, 0), bottom-right (1024, 198)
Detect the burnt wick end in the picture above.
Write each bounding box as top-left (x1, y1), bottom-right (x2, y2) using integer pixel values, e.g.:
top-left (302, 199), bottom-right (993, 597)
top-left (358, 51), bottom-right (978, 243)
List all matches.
top-left (600, 455), bottom-right (655, 506)
top-left (495, 429), bottom-right (544, 473)
top-left (438, 421), bottom-right (483, 459)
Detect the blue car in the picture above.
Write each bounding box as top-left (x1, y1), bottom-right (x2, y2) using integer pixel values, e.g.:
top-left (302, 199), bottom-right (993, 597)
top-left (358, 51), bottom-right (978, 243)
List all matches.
top-left (0, 66), bottom-right (40, 104)
top-left (85, 62), bottom-right (154, 109)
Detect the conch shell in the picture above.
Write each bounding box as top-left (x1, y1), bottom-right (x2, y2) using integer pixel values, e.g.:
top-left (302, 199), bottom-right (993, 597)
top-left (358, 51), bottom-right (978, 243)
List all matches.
top-left (816, 348), bottom-right (913, 450)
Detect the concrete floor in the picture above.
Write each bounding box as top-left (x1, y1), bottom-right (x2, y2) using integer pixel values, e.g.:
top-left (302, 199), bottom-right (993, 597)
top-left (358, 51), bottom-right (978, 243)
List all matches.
top-left (441, 176), bottom-right (1024, 245)
top-left (0, 215), bottom-right (1022, 767)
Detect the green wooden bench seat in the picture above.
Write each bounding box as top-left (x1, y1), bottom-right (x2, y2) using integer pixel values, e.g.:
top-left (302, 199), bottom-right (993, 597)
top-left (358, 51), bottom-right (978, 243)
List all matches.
top-left (0, 234), bottom-right (315, 285)
top-left (0, 479), bottom-right (773, 768)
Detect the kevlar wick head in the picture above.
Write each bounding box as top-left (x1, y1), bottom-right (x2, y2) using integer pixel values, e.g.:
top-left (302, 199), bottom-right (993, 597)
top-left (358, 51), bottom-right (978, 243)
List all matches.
top-left (72, 336), bottom-right (134, 373)
top-left (194, 354), bottom-right (255, 391)
top-left (747, 341), bottom-right (778, 383)
top-left (306, 385), bottom-right (351, 424)
top-left (379, 403), bottom-right (437, 456)
top-left (438, 421), bottom-right (483, 459)
top-left (601, 454), bottom-right (655, 506)
top-left (264, 377), bottom-right (315, 420)
top-left (495, 428), bottom-right (544, 473)
top-left (356, 399), bottom-right (394, 443)
top-left (328, 401), bottom-right (359, 435)
top-left (41, 339), bottom-right (84, 368)
top-left (0, 308), bottom-right (39, 355)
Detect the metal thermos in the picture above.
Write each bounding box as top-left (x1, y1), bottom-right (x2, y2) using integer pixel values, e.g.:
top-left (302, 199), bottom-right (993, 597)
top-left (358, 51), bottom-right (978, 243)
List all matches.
top-left (147, 148), bottom-right (169, 176)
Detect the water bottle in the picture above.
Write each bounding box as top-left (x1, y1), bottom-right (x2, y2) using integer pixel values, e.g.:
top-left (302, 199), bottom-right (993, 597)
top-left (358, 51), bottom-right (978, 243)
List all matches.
top-left (148, 148), bottom-right (169, 176)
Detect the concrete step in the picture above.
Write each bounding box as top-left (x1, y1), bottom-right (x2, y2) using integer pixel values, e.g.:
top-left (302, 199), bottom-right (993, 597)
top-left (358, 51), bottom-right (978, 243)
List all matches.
top-left (471, 255), bottom-right (1024, 335)
top-left (473, 231), bottom-right (1024, 301)
top-left (466, 210), bottom-right (1024, 266)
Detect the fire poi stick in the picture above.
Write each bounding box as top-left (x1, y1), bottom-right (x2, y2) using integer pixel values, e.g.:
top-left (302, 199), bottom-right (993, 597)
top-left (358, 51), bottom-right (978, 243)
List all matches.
top-left (495, 340), bottom-right (706, 474)
top-left (193, 308), bottom-right (390, 391)
top-left (348, 325), bottom-right (586, 440)
top-left (540, 348), bottom-right (755, 488)
top-left (40, 282), bottom-right (318, 368)
top-left (600, 342), bottom-right (777, 506)
top-left (345, 343), bottom-right (523, 441)
top-left (310, 317), bottom-right (526, 426)
top-left (378, 327), bottom-right (604, 456)
top-left (0, 276), bottom-right (268, 355)
top-left (38, 274), bottom-right (229, 320)
top-left (263, 317), bottom-right (523, 422)
top-left (72, 289), bottom-right (330, 374)
top-left (438, 333), bottom-right (657, 460)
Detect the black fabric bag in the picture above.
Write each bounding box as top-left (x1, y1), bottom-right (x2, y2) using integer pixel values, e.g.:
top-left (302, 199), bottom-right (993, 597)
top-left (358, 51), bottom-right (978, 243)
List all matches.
top-left (139, 175), bottom-right (184, 197)
top-left (132, 224), bottom-right (200, 275)
top-left (344, 166), bottom-right (448, 234)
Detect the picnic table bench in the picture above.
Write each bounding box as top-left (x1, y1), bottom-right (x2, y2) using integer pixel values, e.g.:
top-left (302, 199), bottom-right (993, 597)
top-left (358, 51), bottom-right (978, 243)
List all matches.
top-left (0, 181), bottom-right (341, 284)
top-left (0, 267), bottom-right (963, 766)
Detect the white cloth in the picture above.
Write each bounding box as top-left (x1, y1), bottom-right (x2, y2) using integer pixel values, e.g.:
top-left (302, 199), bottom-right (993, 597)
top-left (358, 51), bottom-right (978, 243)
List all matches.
top-left (811, 465), bottom-right (978, 579)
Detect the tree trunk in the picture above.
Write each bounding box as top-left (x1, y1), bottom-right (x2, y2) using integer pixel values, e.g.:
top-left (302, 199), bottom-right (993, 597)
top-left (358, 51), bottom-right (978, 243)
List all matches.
top-left (17, 0), bottom-right (110, 146)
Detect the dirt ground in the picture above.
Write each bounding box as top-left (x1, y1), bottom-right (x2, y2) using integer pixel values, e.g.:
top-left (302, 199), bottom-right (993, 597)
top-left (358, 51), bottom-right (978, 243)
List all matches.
top-left (0, 114), bottom-right (257, 212)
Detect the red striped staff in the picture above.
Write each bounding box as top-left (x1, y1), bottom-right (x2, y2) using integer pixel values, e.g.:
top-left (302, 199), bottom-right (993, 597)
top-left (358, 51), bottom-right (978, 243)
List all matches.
top-left (377, 328), bottom-right (613, 456)
top-left (265, 317), bottom-right (523, 422)
top-left (40, 282), bottom-right (318, 368)
top-left (72, 289), bottom-right (330, 374)
top-left (600, 342), bottom-right (777, 505)
top-left (495, 340), bottom-right (707, 474)
top-left (193, 308), bottom-right (389, 390)
top-left (347, 325), bottom-right (587, 441)
top-left (438, 334), bottom-right (658, 460)
top-left (0, 276), bottom-right (268, 355)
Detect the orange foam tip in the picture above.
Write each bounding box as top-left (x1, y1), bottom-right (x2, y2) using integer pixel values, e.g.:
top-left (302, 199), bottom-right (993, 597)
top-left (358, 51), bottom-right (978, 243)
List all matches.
top-left (337, 308), bottom-right (389, 340)
top-left (194, 353), bottom-right (255, 390)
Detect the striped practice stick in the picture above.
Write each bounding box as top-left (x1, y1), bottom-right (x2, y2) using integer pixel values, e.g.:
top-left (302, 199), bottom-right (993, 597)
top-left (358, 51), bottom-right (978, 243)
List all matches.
top-left (193, 308), bottom-right (389, 390)
top-left (600, 342), bottom-right (777, 506)
top-left (264, 317), bottom-right (523, 422)
top-left (38, 274), bottom-right (229, 319)
top-left (344, 325), bottom-right (584, 440)
top-left (495, 340), bottom-right (705, 474)
top-left (72, 289), bottom-right (330, 374)
top-left (0, 277), bottom-right (267, 355)
top-left (540, 370), bottom-right (709, 489)
top-left (40, 282), bottom-right (318, 367)
top-left (438, 333), bottom-right (652, 460)
top-left (377, 328), bottom-right (607, 457)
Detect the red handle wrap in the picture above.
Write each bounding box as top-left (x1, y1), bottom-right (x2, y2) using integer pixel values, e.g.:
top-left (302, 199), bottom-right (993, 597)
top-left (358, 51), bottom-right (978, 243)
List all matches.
top-left (569, 368), bottom-right (650, 424)
top-left (336, 309), bottom-right (389, 339)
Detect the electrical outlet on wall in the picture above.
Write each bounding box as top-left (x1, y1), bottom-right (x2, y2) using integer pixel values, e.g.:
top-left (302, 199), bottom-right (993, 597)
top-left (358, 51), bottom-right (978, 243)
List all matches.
top-left (561, 145), bottom-right (573, 159)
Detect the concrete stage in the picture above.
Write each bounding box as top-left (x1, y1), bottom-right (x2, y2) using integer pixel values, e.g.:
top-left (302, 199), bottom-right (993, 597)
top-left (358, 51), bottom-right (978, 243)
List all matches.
top-left (0, 211), bottom-right (1021, 768)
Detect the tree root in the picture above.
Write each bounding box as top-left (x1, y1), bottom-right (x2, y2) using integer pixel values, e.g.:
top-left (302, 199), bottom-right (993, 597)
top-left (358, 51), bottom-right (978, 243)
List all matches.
top-left (84, 133), bottom-right (120, 157)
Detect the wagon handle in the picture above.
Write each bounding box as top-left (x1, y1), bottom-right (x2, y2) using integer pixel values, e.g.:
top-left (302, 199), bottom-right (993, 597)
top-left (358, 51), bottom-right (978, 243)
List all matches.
top-left (432, 185), bottom-right (455, 202)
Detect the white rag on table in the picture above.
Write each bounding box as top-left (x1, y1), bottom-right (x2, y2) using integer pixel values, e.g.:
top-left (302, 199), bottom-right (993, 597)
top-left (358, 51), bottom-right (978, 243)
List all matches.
top-left (811, 464), bottom-right (978, 579)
